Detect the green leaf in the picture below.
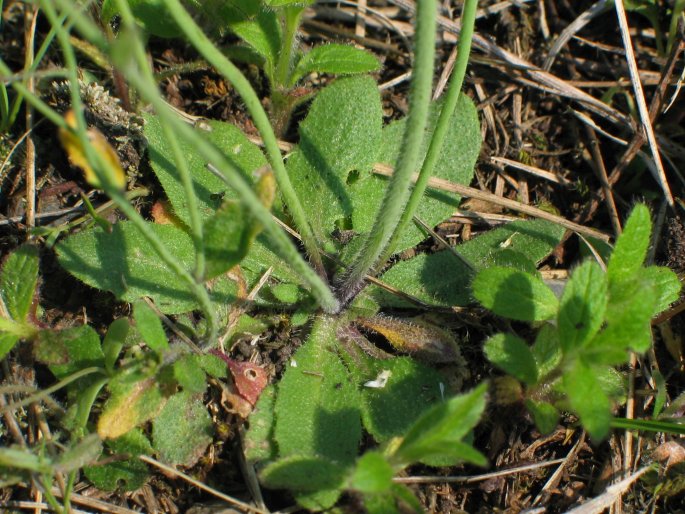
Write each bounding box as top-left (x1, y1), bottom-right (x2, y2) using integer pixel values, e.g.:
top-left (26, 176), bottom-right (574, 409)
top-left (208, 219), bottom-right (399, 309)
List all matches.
top-left (355, 357), bottom-right (445, 442)
top-left (369, 95), bottom-right (480, 254)
top-left (642, 265), bottom-right (681, 315)
top-left (244, 384), bottom-right (277, 464)
top-left (152, 391), bottom-right (213, 466)
top-left (287, 76), bottom-right (382, 248)
top-left (563, 362), bottom-right (611, 440)
top-left (56, 222), bottom-right (238, 314)
top-left (197, 353), bottom-right (228, 379)
top-left (273, 316), bottom-right (361, 464)
top-left (102, 0), bottom-right (181, 37)
top-left (54, 434), bottom-right (103, 473)
top-left (531, 323), bottom-right (562, 379)
top-left (350, 452), bottom-right (393, 493)
top-left (393, 383), bottom-right (487, 467)
top-left (132, 300), bottom-right (169, 354)
top-left (1, 244), bottom-right (39, 322)
top-left (484, 333), bottom-right (538, 385)
top-left (144, 114), bottom-right (267, 225)
top-left (260, 455), bottom-right (347, 491)
top-left (84, 428), bottom-right (152, 492)
top-left (292, 44), bottom-right (380, 84)
top-left (525, 400), bottom-right (559, 435)
top-left (364, 483), bottom-right (423, 514)
top-left (172, 354), bottom-right (207, 393)
top-left (376, 219), bottom-right (565, 308)
top-left (203, 200), bottom-right (254, 279)
top-left (294, 489), bottom-right (341, 512)
top-left (607, 204), bottom-right (651, 282)
top-left (0, 334), bottom-right (19, 361)
top-left (557, 261), bottom-right (607, 352)
top-left (473, 267), bottom-right (559, 322)
top-left (103, 318), bottom-right (130, 374)
top-left (45, 325), bottom-right (105, 380)
top-left (264, 0), bottom-right (316, 6)
top-left (202, 0), bottom-right (281, 66)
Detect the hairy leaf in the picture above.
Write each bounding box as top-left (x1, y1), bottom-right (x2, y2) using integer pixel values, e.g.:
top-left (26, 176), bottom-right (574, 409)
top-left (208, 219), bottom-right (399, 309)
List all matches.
top-left (484, 333), bottom-right (538, 385)
top-left (56, 222), bottom-right (238, 314)
top-left (132, 300), bottom-right (169, 355)
top-left (292, 44), bottom-right (380, 84)
top-left (642, 265), bottom-right (681, 315)
top-left (473, 267), bottom-right (559, 322)
top-left (152, 391), bottom-right (213, 466)
top-left (273, 316), bottom-right (361, 464)
top-left (1, 244), bottom-right (39, 323)
top-left (525, 400), bottom-right (559, 435)
top-left (607, 204), bottom-right (651, 282)
top-left (260, 455), bottom-right (347, 491)
top-left (376, 219), bottom-right (565, 307)
top-left (563, 362), bottom-right (611, 440)
top-left (350, 452), bottom-right (394, 493)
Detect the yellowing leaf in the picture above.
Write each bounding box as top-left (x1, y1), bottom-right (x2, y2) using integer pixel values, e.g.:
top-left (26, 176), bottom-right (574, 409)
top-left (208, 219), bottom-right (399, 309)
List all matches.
top-left (59, 110), bottom-right (127, 190)
top-left (357, 315), bottom-right (463, 363)
top-left (97, 377), bottom-right (166, 439)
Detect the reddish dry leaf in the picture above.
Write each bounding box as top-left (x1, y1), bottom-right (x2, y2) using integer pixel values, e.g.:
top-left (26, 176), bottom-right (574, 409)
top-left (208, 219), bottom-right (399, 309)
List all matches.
top-left (210, 351), bottom-right (267, 406)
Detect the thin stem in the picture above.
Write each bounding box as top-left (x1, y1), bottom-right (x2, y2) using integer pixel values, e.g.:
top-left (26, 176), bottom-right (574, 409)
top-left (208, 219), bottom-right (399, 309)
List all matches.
top-left (161, 0), bottom-right (327, 277)
top-left (378, 0), bottom-right (478, 268)
top-left (106, 39), bottom-right (340, 314)
top-left (42, 0), bottom-right (220, 344)
top-left (336, 0), bottom-right (438, 307)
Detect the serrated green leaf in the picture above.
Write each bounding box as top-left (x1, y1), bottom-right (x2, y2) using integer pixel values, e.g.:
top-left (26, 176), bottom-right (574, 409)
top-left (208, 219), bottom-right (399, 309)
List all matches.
top-left (152, 391), bottom-right (213, 466)
top-left (393, 383), bottom-right (487, 466)
top-left (473, 267), bottom-right (558, 322)
top-left (350, 452), bottom-right (393, 493)
top-left (1, 244), bottom-right (39, 322)
top-left (292, 44), bottom-right (380, 84)
top-left (84, 428), bottom-right (152, 492)
top-left (145, 114), bottom-right (267, 225)
top-left (132, 300), bottom-right (168, 354)
top-left (531, 323), bottom-right (561, 378)
top-left (274, 316), bottom-right (361, 464)
top-left (103, 318), bottom-right (130, 374)
top-left (354, 357), bottom-right (444, 442)
top-left (244, 384), bottom-right (277, 464)
top-left (56, 222), bottom-right (238, 314)
top-left (287, 76), bottom-right (382, 248)
top-left (643, 265), bottom-right (681, 315)
top-left (562, 362), bottom-right (611, 440)
top-left (367, 95), bottom-right (480, 254)
top-left (260, 455), bottom-right (347, 491)
top-left (376, 219), bottom-right (565, 307)
top-left (525, 400), bottom-right (559, 435)
top-left (46, 325), bottom-right (105, 380)
top-left (557, 261), bottom-right (607, 352)
top-left (607, 204), bottom-right (651, 282)
top-left (484, 333), bottom-right (538, 385)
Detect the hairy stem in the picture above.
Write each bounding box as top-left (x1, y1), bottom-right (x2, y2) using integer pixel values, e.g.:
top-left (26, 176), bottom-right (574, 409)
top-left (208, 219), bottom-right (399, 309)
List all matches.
top-left (378, 0), bottom-right (478, 268)
top-left (161, 0), bottom-right (327, 278)
top-left (336, 0), bottom-right (438, 307)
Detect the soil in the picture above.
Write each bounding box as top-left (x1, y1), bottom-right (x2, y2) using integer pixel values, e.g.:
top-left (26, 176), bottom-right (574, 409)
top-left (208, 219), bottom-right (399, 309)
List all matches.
top-left (2, 0), bottom-right (685, 513)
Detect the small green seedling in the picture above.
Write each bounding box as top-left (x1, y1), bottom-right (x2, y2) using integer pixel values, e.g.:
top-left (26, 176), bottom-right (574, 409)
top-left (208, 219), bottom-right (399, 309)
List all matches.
top-left (474, 204), bottom-right (681, 440)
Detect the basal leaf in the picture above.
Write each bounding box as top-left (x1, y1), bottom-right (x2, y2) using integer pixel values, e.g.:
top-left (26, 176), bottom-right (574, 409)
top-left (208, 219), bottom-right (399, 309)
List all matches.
top-left (355, 356), bottom-right (445, 442)
top-left (152, 391), bottom-right (213, 467)
top-left (562, 362), bottom-right (611, 440)
top-left (484, 333), bottom-right (538, 385)
top-left (84, 428), bottom-right (152, 492)
top-left (260, 455), bottom-right (347, 491)
top-left (287, 76), bottom-right (382, 248)
top-left (376, 219), bottom-right (565, 307)
top-left (1, 244), bottom-right (39, 323)
top-left (46, 325), bottom-right (105, 380)
top-left (132, 300), bottom-right (169, 355)
top-left (292, 44), bottom-right (380, 84)
top-left (56, 222), bottom-right (237, 314)
top-left (557, 260), bottom-right (607, 352)
top-left (607, 204), bottom-right (651, 282)
top-left (393, 383), bottom-right (487, 467)
top-left (203, 200), bottom-right (251, 279)
top-left (244, 385), bottom-right (277, 464)
top-left (366, 95), bottom-right (480, 254)
top-left (473, 267), bottom-right (559, 322)
top-left (144, 114), bottom-right (267, 225)
top-left (273, 316), bottom-right (361, 464)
